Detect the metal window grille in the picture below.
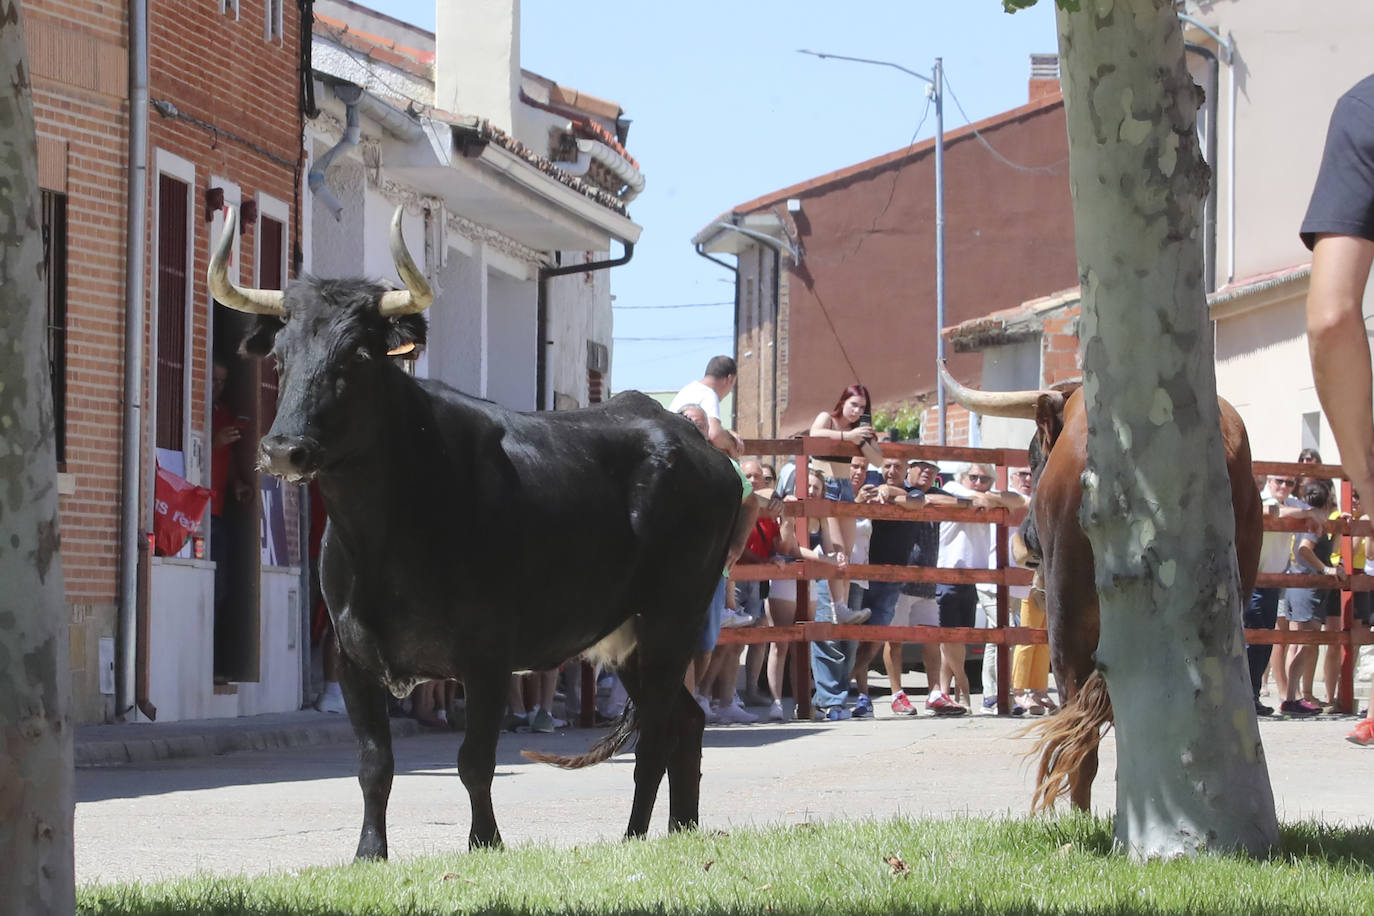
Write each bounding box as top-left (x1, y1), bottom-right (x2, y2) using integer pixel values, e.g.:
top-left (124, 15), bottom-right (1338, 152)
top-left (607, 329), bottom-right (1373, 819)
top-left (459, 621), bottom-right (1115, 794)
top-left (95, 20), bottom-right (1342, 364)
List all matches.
top-left (42, 190), bottom-right (68, 467)
top-left (156, 174), bottom-right (189, 451)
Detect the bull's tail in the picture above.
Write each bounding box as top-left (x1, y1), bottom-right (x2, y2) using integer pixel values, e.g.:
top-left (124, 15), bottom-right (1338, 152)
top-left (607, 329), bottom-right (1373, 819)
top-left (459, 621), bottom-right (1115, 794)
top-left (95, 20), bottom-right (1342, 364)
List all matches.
top-left (1024, 670), bottom-right (1113, 813)
top-left (521, 702), bottom-right (638, 770)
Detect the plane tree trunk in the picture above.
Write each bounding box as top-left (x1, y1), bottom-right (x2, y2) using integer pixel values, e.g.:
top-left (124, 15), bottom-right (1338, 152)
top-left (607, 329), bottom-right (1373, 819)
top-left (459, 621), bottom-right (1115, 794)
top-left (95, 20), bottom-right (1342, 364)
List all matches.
top-left (1052, 0), bottom-right (1279, 857)
top-left (0, 5), bottom-right (74, 912)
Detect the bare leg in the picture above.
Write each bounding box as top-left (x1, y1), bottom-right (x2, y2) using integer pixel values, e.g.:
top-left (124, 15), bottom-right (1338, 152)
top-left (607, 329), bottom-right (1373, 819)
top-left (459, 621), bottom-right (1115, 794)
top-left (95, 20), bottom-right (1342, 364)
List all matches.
top-left (851, 642), bottom-right (880, 694)
top-left (884, 643), bottom-right (905, 695)
top-left (943, 643), bottom-right (969, 705)
top-left (766, 599), bottom-right (796, 701)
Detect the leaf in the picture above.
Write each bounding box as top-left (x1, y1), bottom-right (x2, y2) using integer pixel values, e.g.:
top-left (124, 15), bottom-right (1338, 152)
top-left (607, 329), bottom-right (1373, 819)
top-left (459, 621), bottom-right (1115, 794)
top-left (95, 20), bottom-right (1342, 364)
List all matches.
top-left (885, 855), bottom-right (909, 876)
top-left (703, 860), bottom-right (714, 872)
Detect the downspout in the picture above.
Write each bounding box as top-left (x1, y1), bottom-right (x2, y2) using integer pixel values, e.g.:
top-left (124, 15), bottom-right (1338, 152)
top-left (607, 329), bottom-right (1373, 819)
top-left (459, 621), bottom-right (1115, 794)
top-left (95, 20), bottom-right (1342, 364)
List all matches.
top-left (308, 84), bottom-right (362, 221)
top-left (118, 0), bottom-right (150, 720)
top-left (693, 243), bottom-right (741, 427)
top-left (770, 249), bottom-right (780, 438)
top-left (1179, 12), bottom-right (1235, 285)
top-left (535, 242), bottom-right (634, 410)
top-left (1186, 41), bottom-right (1219, 293)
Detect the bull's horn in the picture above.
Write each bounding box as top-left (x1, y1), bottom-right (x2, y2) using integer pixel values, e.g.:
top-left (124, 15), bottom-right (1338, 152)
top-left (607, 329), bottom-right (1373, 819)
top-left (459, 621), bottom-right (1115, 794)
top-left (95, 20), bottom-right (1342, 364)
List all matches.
top-left (937, 360), bottom-right (1060, 420)
top-left (378, 206), bottom-right (434, 316)
top-left (206, 206), bottom-right (286, 316)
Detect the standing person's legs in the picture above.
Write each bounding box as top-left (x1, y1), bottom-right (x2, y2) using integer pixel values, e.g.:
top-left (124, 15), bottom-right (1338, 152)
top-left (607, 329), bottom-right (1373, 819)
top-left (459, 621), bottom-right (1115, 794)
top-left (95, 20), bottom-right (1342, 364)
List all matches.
top-left (1281, 588), bottom-right (1323, 715)
top-left (976, 589), bottom-right (1005, 709)
top-left (735, 581), bottom-right (768, 704)
top-left (852, 581), bottom-right (902, 700)
top-left (1013, 589), bottom-right (1053, 710)
top-left (935, 584), bottom-right (976, 708)
top-left (1244, 588), bottom-right (1280, 705)
top-left (810, 580), bottom-right (856, 716)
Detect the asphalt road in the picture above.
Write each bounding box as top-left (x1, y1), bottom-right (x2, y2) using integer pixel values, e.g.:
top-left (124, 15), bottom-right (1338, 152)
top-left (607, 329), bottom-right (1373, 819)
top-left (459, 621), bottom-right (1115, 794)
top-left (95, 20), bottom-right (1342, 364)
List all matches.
top-left (75, 708), bottom-right (1372, 886)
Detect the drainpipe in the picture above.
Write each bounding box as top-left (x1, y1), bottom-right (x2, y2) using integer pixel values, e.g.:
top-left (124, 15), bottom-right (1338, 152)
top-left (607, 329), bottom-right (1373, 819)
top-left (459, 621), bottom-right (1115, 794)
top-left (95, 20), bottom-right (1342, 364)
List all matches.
top-left (117, 0), bottom-right (150, 721)
top-left (308, 84), bottom-right (362, 221)
top-left (693, 242), bottom-right (741, 428)
top-left (1186, 41), bottom-right (1219, 293)
top-left (1179, 12), bottom-right (1235, 285)
top-left (535, 242), bottom-right (634, 410)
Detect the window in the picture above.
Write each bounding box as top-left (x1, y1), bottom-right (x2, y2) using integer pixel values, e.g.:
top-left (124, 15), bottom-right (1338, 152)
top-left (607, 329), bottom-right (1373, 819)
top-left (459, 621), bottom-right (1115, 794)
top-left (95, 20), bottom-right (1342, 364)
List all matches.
top-left (155, 173), bottom-right (190, 451)
top-left (265, 0), bottom-right (283, 41)
top-left (42, 190), bottom-right (68, 467)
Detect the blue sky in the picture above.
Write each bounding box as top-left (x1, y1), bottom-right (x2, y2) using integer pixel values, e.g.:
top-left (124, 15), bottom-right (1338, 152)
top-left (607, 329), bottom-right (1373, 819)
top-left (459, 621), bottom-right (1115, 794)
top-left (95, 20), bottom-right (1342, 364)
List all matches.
top-left (385, 1), bottom-right (1059, 392)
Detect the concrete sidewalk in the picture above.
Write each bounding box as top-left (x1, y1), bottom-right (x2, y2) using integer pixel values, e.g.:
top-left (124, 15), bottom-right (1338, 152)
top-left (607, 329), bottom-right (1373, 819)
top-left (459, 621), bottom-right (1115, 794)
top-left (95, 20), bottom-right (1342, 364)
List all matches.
top-left (74, 709), bottom-right (423, 767)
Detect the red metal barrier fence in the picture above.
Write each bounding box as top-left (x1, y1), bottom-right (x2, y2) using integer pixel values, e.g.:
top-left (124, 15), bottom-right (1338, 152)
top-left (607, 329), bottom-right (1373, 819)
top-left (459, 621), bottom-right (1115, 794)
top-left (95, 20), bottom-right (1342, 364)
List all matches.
top-left (705, 440), bottom-right (1374, 723)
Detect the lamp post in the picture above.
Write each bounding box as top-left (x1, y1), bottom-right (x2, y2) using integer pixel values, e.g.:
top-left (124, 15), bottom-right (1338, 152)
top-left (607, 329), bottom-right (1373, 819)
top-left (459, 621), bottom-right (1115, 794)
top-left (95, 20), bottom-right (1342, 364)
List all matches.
top-left (799, 50), bottom-right (947, 444)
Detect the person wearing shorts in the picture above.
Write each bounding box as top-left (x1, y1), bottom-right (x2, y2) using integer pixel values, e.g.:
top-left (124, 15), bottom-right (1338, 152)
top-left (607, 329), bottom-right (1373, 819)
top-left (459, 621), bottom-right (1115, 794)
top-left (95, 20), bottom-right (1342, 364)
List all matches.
top-left (1302, 72), bottom-right (1374, 745)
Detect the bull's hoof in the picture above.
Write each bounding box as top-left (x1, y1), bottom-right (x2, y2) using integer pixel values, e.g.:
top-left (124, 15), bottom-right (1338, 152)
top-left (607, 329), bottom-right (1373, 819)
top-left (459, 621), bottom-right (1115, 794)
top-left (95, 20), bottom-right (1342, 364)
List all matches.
top-left (354, 841), bottom-right (387, 861)
top-left (469, 830), bottom-right (503, 850)
top-left (668, 816), bottom-right (699, 834)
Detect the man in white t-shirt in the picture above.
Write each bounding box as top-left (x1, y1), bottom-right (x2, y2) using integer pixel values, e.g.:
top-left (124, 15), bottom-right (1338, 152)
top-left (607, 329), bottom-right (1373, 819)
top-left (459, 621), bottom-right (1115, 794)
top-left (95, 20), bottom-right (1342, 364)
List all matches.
top-left (668, 356), bottom-right (744, 458)
top-left (934, 463), bottom-right (1025, 712)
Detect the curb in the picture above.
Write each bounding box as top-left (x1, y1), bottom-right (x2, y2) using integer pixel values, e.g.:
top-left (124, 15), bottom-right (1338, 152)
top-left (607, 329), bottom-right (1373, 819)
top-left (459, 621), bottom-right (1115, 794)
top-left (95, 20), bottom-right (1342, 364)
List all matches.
top-left (75, 714), bottom-right (424, 767)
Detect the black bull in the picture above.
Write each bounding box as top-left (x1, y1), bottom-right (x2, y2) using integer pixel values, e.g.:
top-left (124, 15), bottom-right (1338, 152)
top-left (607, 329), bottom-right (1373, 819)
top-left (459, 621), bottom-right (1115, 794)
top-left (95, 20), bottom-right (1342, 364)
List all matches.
top-left (940, 364), bottom-right (1262, 812)
top-left (209, 206), bottom-right (745, 857)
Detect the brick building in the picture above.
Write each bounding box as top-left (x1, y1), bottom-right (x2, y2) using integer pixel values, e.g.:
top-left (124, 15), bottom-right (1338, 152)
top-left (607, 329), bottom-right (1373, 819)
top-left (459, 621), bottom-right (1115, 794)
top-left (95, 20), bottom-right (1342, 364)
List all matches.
top-left (26, 0), bottom-right (130, 724)
top-left (691, 60), bottom-right (1077, 443)
top-left (29, 0), bottom-right (307, 724)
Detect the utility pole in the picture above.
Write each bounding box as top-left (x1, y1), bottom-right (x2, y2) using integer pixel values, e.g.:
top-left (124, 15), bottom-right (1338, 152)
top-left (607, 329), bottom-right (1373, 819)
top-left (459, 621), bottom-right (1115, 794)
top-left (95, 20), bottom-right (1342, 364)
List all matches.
top-left (799, 50), bottom-right (947, 443)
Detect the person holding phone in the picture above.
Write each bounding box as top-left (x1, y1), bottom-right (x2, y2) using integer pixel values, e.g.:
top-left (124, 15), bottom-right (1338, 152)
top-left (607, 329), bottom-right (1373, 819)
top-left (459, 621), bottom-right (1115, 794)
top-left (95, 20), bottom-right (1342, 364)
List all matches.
top-left (809, 385), bottom-right (885, 627)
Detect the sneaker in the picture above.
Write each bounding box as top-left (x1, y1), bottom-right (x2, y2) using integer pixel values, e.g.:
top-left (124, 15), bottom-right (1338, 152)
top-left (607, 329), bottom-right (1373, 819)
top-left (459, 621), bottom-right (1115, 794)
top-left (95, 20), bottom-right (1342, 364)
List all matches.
top-left (925, 692), bottom-right (968, 717)
top-left (530, 709), bottom-right (555, 733)
top-left (1254, 698), bottom-right (1273, 717)
top-left (1280, 699), bottom-right (1321, 717)
top-left (1346, 719), bottom-right (1374, 746)
top-left (720, 609), bottom-right (754, 629)
top-left (502, 712), bottom-right (529, 732)
top-left (715, 700), bottom-right (758, 724)
top-left (695, 694), bottom-right (719, 724)
top-left (981, 696), bottom-right (998, 712)
top-left (852, 694), bottom-right (873, 718)
top-left (768, 699), bottom-right (785, 722)
top-left (835, 605), bottom-right (872, 626)
top-left (889, 691), bottom-right (917, 716)
top-left (318, 682), bottom-right (347, 715)
top-left (817, 705), bottom-right (852, 721)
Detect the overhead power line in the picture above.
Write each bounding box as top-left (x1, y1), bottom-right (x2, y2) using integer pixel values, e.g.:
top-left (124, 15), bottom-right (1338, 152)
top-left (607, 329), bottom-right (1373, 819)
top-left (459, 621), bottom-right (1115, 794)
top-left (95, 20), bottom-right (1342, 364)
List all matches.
top-left (613, 333), bottom-right (734, 342)
top-left (613, 301), bottom-right (733, 310)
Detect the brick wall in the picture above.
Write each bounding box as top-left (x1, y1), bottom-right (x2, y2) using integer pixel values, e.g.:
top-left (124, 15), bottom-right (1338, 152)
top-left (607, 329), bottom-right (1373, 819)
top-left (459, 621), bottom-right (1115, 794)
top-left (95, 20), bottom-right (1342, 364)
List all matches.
top-left (22, 0), bottom-right (303, 720)
top-left (146, 0), bottom-right (301, 472)
top-left (924, 303), bottom-right (1083, 447)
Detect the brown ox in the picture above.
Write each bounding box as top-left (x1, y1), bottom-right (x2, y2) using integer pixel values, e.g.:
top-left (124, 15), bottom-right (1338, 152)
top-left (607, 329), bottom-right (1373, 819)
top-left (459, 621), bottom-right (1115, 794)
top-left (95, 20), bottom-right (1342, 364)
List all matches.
top-left (940, 364), bottom-right (1263, 812)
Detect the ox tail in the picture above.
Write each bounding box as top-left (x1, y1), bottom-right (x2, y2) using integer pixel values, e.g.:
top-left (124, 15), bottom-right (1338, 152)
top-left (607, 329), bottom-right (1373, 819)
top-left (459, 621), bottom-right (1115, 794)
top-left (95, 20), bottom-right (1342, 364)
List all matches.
top-left (520, 702), bottom-right (638, 770)
top-left (1024, 670), bottom-right (1113, 814)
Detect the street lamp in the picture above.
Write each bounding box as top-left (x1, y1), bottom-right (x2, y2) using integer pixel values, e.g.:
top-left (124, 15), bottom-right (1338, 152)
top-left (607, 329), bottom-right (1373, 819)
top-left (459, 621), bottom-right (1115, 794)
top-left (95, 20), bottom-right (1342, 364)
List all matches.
top-left (799, 50), bottom-right (947, 445)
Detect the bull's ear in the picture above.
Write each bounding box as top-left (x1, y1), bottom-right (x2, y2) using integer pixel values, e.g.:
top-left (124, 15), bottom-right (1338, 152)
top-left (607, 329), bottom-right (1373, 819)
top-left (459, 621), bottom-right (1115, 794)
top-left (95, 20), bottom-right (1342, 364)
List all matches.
top-left (386, 313), bottom-right (427, 357)
top-left (239, 316), bottom-right (285, 358)
top-left (1034, 393), bottom-right (1064, 452)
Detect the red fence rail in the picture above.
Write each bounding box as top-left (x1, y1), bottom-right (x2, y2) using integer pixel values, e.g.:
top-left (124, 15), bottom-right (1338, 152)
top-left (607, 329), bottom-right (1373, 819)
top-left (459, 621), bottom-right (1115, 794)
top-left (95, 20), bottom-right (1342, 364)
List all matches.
top-left (702, 442), bottom-right (1373, 722)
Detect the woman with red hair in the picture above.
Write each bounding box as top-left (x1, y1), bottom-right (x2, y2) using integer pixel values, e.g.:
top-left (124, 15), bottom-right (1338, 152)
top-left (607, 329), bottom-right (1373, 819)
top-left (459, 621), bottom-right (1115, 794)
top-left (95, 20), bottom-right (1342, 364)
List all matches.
top-left (808, 385), bottom-right (884, 627)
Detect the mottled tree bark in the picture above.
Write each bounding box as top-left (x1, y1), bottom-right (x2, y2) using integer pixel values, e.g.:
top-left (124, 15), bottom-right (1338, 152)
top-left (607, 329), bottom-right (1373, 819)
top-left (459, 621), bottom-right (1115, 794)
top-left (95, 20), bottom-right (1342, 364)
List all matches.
top-left (1054, 0), bottom-right (1278, 857)
top-left (0, 4), bottom-right (74, 911)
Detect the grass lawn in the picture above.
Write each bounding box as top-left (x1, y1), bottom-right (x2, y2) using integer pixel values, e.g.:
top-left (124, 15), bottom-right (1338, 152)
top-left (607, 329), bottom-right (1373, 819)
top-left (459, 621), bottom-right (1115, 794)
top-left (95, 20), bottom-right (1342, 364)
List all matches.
top-left (78, 813), bottom-right (1374, 915)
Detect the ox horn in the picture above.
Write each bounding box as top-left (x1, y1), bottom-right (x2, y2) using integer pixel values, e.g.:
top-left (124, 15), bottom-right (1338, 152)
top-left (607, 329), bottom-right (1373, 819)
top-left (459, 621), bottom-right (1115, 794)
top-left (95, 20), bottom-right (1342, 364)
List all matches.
top-left (206, 206), bottom-right (286, 316)
top-left (378, 206), bottom-right (434, 316)
top-left (937, 360), bottom-right (1061, 420)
